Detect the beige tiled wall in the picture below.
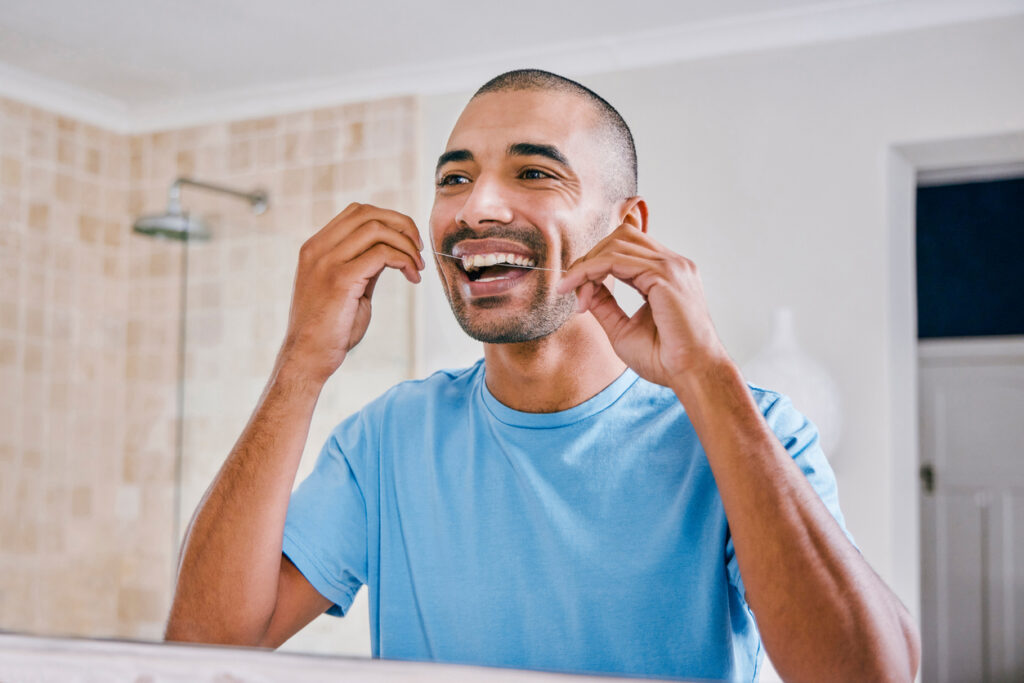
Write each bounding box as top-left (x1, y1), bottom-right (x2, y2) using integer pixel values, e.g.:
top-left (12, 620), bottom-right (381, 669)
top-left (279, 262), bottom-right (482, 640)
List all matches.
top-left (0, 100), bottom-right (135, 637)
top-left (0, 94), bottom-right (417, 654)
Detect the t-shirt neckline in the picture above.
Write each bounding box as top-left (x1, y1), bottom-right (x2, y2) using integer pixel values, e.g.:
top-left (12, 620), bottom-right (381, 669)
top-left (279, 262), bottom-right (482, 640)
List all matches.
top-left (477, 360), bottom-right (640, 428)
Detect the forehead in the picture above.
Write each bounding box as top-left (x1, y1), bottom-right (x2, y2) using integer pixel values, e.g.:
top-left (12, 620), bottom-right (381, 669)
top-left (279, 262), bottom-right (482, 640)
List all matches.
top-left (445, 89), bottom-right (602, 162)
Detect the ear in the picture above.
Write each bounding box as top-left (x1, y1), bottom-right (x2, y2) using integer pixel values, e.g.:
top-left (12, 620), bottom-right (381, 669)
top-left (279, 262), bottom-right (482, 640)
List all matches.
top-left (617, 196), bottom-right (649, 234)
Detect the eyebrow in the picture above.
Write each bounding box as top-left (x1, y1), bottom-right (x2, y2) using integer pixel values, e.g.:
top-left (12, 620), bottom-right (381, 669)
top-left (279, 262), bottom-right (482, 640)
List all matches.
top-left (434, 142), bottom-right (573, 175)
top-left (507, 142), bottom-right (571, 169)
top-left (435, 149), bottom-right (474, 174)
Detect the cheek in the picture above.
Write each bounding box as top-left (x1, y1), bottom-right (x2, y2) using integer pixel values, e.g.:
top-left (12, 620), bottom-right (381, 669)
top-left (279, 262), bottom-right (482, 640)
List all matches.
top-left (545, 212), bottom-right (605, 255)
top-left (427, 203), bottom-right (451, 247)
top-left (520, 204), bottom-right (571, 236)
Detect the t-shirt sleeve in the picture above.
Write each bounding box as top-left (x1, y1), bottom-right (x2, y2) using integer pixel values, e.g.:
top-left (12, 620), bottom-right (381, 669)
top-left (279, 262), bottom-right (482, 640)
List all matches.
top-left (725, 391), bottom-right (858, 600)
top-left (283, 422), bottom-right (370, 617)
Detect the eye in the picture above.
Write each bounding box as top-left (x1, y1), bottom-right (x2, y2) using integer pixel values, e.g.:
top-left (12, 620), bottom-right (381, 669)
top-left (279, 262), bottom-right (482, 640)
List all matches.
top-left (520, 168), bottom-right (552, 180)
top-left (437, 173), bottom-right (470, 187)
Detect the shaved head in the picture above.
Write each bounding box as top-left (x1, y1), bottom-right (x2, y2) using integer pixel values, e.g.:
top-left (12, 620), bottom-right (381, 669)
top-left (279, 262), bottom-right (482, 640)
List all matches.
top-left (472, 69), bottom-right (638, 201)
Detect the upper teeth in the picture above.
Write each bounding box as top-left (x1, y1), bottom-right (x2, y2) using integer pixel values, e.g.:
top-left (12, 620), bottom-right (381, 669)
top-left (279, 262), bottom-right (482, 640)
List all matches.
top-left (461, 253), bottom-right (537, 271)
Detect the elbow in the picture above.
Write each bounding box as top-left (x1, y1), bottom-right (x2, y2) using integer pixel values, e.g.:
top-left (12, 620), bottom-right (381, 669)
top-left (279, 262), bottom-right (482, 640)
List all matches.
top-left (840, 634), bottom-right (919, 683)
top-left (830, 600), bottom-right (922, 682)
top-left (875, 591), bottom-right (921, 682)
top-left (865, 601), bottom-right (921, 682)
top-left (860, 574), bottom-right (921, 681)
top-left (164, 612), bottom-right (271, 649)
top-left (163, 581), bottom-right (279, 648)
top-left (164, 616), bottom-right (209, 645)
top-left (898, 606), bottom-right (922, 682)
top-left (163, 619), bottom-right (202, 645)
top-left (872, 639), bottom-right (920, 683)
top-left (163, 616), bottom-right (222, 646)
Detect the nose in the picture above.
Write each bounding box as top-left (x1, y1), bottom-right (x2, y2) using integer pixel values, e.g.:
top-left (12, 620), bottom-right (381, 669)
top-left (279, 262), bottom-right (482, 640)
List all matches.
top-left (454, 174), bottom-right (514, 228)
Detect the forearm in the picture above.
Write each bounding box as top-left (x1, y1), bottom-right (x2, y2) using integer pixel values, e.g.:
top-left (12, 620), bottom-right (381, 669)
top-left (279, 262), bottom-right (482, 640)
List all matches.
top-left (165, 352), bottom-right (324, 645)
top-left (672, 361), bottom-right (919, 682)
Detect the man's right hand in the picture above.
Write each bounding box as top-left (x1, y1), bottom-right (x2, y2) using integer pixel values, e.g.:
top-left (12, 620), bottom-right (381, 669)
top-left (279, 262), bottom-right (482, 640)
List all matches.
top-left (279, 203), bottom-right (424, 383)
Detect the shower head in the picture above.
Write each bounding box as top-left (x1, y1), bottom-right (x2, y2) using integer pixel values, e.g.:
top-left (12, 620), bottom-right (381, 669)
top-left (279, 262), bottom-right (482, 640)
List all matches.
top-left (133, 209), bottom-right (211, 241)
top-left (132, 177), bottom-right (268, 241)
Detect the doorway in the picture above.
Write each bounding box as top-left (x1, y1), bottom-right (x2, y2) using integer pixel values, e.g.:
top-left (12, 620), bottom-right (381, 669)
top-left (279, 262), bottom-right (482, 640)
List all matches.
top-left (915, 169), bottom-right (1024, 682)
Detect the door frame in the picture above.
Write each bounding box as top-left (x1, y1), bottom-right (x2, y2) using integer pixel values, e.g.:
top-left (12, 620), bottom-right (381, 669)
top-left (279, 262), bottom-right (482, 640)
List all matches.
top-left (886, 130), bottom-right (1024, 629)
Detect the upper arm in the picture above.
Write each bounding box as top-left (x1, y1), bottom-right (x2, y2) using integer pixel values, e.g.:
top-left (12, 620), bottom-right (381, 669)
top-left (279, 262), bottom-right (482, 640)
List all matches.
top-left (258, 554), bottom-right (334, 648)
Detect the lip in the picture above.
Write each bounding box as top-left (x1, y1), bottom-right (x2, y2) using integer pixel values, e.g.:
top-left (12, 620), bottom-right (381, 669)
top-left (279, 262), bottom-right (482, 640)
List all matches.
top-left (444, 237), bottom-right (543, 299)
top-left (454, 260), bottom-right (533, 298)
top-left (450, 238), bottom-right (538, 261)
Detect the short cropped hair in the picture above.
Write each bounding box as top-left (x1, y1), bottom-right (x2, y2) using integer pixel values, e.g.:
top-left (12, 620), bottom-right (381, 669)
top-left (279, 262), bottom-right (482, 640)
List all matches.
top-left (473, 69), bottom-right (638, 200)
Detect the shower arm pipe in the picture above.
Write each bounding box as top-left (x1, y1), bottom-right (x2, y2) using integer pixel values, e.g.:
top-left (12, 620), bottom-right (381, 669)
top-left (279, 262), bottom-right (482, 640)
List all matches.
top-left (168, 177), bottom-right (268, 213)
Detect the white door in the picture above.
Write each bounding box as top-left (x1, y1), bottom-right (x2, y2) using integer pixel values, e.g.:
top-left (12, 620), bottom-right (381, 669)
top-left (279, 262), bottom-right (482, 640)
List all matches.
top-left (919, 337), bottom-right (1024, 683)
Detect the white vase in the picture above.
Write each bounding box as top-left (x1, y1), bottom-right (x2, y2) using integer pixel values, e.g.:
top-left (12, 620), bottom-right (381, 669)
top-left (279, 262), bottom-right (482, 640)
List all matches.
top-left (742, 307), bottom-right (843, 461)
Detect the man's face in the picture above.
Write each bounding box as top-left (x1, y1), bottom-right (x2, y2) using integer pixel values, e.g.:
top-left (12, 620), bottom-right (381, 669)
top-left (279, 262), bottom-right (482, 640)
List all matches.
top-left (430, 89), bottom-right (613, 344)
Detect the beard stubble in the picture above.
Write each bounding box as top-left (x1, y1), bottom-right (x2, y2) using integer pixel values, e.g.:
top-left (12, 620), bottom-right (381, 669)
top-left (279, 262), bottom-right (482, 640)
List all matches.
top-left (439, 213), bottom-right (609, 344)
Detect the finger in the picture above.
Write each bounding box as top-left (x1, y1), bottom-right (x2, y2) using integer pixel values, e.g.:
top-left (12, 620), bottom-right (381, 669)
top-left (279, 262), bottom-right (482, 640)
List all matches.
top-left (557, 253), bottom-right (663, 296)
top-left (569, 221), bottom-right (654, 270)
top-left (309, 203), bottom-right (424, 258)
top-left (576, 280), bottom-right (617, 314)
top-left (363, 271), bottom-right (382, 301)
top-left (327, 219), bottom-right (425, 270)
top-left (574, 281), bottom-right (595, 314)
top-left (326, 204), bottom-right (423, 252)
top-left (361, 205), bottom-right (424, 250)
top-left (583, 237), bottom-right (662, 278)
top-left (585, 283), bottom-right (631, 342)
top-left (301, 202), bottom-right (365, 255)
top-left (339, 243), bottom-right (422, 288)
top-left (561, 234), bottom-right (663, 294)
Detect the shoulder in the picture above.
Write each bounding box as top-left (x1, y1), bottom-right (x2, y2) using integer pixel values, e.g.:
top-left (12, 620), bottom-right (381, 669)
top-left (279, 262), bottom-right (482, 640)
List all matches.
top-left (626, 375), bottom-right (687, 410)
top-left (743, 380), bottom-right (813, 440)
top-left (388, 359), bottom-right (483, 402)
top-left (744, 380), bottom-right (790, 414)
top-left (625, 376), bottom-right (808, 446)
top-left (354, 359), bottom-right (484, 419)
top-left (324, 360), bottom-right (484, 457)
top-left (626, 375), bottom-right (783, 415)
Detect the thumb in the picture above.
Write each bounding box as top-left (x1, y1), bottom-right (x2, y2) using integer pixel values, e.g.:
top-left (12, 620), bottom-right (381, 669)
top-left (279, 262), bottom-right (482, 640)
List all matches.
top-left (585, 283), bottom-right (630, 342)
top-left (363, 271), bottom-right (382, 301)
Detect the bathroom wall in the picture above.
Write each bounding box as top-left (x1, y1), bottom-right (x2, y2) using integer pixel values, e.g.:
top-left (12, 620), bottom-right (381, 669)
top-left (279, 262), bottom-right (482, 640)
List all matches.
top-left (0, 98), bottom-right (141, 636)
top-left (0, 94), bottom-right (417, 655)
top-left (165, 99), bottom-right (417, 655)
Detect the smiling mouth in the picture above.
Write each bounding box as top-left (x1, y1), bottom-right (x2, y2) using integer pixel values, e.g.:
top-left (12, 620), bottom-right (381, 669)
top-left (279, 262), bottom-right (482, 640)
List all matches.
top-left (458, 252), bottom-right (538, 281)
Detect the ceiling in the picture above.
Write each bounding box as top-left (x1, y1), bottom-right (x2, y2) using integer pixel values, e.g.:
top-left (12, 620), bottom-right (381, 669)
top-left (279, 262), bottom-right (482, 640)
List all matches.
top-left (1, 0), bottom-right (1022, 132)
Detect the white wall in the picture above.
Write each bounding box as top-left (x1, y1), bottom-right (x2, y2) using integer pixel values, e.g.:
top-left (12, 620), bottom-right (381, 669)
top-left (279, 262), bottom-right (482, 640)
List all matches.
top-left (417, 12), bottom-right (1024, 651)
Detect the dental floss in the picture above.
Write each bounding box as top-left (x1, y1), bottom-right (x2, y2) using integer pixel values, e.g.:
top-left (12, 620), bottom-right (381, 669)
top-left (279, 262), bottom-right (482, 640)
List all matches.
top-left (430, 250), bottom-right (568, 273)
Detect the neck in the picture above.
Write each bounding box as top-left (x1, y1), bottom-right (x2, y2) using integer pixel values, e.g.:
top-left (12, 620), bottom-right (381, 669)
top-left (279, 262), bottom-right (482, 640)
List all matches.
top-left (482, 314), bottom-right (627, 413)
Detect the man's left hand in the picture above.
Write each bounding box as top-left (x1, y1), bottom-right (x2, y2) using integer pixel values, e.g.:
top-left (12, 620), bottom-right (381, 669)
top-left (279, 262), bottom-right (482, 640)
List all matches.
top-left (556, 223), bottom-right (731, 388)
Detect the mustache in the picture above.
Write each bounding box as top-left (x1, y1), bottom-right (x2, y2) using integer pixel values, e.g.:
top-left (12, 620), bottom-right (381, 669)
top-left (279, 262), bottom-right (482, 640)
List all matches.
top-left (439, 226), bottom-right (548, 259)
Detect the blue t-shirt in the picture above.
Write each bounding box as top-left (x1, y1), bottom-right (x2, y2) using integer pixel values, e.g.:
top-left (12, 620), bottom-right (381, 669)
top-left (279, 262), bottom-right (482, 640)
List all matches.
top-left (283, 359), bottom-right (854, 681)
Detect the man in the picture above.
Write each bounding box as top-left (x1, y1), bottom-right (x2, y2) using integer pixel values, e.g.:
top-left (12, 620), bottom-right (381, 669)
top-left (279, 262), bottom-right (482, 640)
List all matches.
top-left (166, 70), bottom-right (920, 682)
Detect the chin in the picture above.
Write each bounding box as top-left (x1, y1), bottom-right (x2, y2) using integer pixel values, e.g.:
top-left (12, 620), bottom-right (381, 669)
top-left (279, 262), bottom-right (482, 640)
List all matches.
top-left (451, 296), bottom-right (576, 345)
